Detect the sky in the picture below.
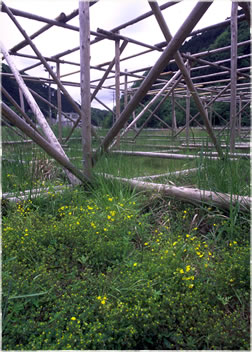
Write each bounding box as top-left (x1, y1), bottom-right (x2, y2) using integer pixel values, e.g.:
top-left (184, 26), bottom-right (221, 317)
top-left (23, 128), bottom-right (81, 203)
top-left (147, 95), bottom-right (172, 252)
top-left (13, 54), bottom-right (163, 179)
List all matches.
top-left (1, 0), bottom-right (233, 110)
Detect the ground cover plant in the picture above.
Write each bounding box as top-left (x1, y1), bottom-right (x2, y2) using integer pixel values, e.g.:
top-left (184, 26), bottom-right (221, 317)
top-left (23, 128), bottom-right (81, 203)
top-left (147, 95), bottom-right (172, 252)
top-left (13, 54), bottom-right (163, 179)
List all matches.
top-left (2, 176), bottom-right (250, 350)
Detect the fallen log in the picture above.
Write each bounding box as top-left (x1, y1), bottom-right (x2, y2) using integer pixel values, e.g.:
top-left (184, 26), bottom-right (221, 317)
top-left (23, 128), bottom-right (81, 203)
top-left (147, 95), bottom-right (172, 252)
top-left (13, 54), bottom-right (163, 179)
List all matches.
top-left (101, 174), bottom-right (251, 212)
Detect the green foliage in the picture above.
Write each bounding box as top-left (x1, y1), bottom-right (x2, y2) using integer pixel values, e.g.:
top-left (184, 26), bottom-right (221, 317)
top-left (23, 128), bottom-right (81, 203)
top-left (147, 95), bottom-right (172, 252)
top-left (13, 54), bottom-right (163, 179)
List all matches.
top-left (2, 179), bottom-right (250, 350)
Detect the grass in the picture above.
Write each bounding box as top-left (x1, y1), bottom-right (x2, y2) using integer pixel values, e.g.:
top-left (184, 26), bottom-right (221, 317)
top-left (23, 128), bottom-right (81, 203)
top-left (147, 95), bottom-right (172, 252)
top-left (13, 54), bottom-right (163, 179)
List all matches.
top-left (2, 125), bottom-right (250, 349)
top-left (2, 178), bottom-right (250, 350)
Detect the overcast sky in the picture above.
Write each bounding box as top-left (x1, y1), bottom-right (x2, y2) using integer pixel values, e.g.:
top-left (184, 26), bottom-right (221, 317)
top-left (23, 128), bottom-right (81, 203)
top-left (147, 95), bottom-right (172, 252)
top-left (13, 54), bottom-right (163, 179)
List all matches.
top-left (1, 0), bottom-right (233, 110)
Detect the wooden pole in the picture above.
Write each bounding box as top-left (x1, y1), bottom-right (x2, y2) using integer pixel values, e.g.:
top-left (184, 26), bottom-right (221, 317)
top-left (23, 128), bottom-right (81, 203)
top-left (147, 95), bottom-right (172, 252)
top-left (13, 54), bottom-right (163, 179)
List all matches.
top-left (171, 90), bottom-right (177, 136)
top-left (185, 55), bottom-right (191, 145)
top-left (238, 95), bottom-right (242, 137)
top-left (9, 10), bottom-right (79, 53)
top-left (139, 102), bottom-right (171, 129)
top-left (63, 40), bottom-right (128, 143)
top-left (2, 102), bottom-right (88, 184)
top-left (56, 61), bottom-right (62, 144)
top-left (149, 1), bottom-right (223, 159)
top-left (1, 42), bottom-right (80, 185)
top-left (133, 75), bottom-right (182, 140)
top-left (1, 87), bottom-right (39, 132)
top-left (115, 32), bottom-right (121, 147)
top-left (230, 1), bottom-right (238, 153)
top-left (109, 69), bottom-right (182, 149)
top-left (124, 69), bottom-right (128, 129)
top-left (3, 3), bottom-right (99, 143)
top-left (79, 0), bottom-right (92, 179)
top-left (18, 87), bottom-right (25, 112)
top-left (173, 83), bottom-right (231, 138)
top-left (94, 1), bottom-right (212, 160)
top-left (103, 174), bottom-right (251, 213)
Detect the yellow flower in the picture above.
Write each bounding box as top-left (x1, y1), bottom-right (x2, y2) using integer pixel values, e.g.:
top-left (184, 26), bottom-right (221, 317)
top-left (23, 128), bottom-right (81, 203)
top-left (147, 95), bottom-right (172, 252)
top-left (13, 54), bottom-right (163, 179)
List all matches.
top-left (97, 296), bottom-right (101, 300)
top-left (70, 317), bottom-right (76, 321)
top-left (133, 263), bottom-right (137, 267)
top-left (179, 269), bottom-right (184, 274)
top-left (108, 198), bottom-right (113, 202)
top-left (188, 284), bottom-right (194, 289)
top-left (101, 300), bottom-right (106, 304)
top-left (186, 265), bottom-right (191, 272)
top-left (144, 242), bottom-right (149, 246)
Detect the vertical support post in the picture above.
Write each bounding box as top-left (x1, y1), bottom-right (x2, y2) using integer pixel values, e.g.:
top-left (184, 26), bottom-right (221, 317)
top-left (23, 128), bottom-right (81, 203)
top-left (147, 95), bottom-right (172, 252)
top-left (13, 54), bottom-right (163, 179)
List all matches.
top-left (230, 1), bottom-right (238, 152)
top-left (209, 93), bottom-right (213, 126)
top-left (171, 90), bottom-right (177, 137)
top-left (238, 95), bottom-right (242, 138)
top-left (56, 60), bottom-right (62, 144)
top-left (79, 0), bottom-right (92, 179)
top-left (124, 69), bottom-right (128, 129)
top-left (19, 87), bottom-right (25, 112)
top-left (115, 33), bottom-right (121, 147)
top-left (185, 54), bottom-right (191, 145)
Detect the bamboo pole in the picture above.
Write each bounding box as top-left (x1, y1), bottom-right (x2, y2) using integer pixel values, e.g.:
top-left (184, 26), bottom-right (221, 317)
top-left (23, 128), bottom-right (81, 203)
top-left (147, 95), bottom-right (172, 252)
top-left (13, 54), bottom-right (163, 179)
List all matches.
top-left (230, 1), bottom-right (238, 153)
top-left (149, 1), bottom-right (223, 158)
top-left (2, 102), bottom-right (88, 184)
top-left (1, 42), bottom-right (80, 185)
top-left (103, 174), bottom-right (251, 212)
top-left (79, 0), bottom-right (92, 179)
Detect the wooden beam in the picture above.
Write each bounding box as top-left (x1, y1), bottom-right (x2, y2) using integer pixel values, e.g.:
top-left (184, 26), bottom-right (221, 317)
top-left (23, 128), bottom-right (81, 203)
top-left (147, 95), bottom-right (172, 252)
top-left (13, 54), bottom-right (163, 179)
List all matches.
top-left (1, 86), bottom-right (39, 132)
top-left (2, 102), bottom-right (88, 184)
top-left (149, 1), bottom-right (223, 158)
top-left (103, 174), bottom-right (251, 212)
top-left (79, 0), bottom-right (92, 179)
top-left (1, 42), bottom-right (80, 185)
top-left (56, 61), bottom-right (62, 144)
top-left (9, 10), bottom-right (79, 54)
top-left (3, 3), bottom-right (100, 143)
top-left (109, 69), bottom-right (182, 149)
top-left (115, 33), bottom-right (121, 147)
top-left (230, 1), bottom-right (238, 153)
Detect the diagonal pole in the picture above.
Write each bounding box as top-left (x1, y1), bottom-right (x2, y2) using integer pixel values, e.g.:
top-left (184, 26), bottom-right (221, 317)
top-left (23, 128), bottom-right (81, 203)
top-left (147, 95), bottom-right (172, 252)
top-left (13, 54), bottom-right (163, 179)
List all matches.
top-left (93, 1), bottom-right (213, 162)
top-left (149, 1), bottom-right (223, 158)
top-left (64, 40), bottom-right (128, 143)
top-left (2, 2), bottom-right (99, 143)
top-left (1, 42), bottom-right (80, 185)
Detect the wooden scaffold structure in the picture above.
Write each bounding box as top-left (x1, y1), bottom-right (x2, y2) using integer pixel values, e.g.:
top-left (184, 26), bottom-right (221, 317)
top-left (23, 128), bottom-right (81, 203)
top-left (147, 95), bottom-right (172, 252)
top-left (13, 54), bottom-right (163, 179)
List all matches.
top-left (1, 0), bottom-right (251, 211)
